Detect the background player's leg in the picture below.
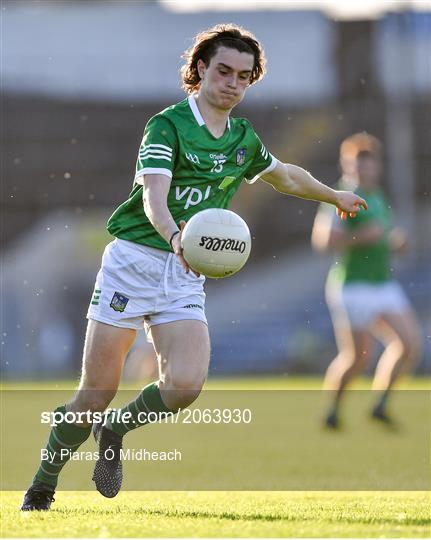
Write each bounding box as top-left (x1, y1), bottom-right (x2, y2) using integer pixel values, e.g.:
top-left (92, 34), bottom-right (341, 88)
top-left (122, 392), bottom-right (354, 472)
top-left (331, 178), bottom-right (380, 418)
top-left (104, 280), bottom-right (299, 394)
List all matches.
top-left (324, 322), bottom-right (374, 392)
top-left (33, 321), bottom-right (136, 489)
top-left (371, 309), bottom-right (421, 418)
top-left (323, 321), bottom-right (373, 427)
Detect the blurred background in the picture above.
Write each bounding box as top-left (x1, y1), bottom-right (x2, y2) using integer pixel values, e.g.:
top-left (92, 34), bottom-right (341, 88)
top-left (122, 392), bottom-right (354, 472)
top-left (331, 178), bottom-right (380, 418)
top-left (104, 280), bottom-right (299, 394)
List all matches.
top-left (2, 0), bottom-right (430, 380)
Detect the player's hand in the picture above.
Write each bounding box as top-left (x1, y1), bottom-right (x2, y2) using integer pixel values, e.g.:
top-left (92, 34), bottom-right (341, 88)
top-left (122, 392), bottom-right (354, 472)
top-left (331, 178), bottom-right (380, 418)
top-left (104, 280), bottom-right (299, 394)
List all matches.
top-left (334, 191), bottom-right (368, 220)
top-left (171, 220), bottom-right (201, 277)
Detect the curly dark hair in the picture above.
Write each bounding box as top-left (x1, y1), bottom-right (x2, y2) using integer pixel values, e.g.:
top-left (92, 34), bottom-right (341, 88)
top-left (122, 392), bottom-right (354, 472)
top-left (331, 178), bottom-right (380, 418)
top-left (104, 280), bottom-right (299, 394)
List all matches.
top-left (181, 23), bottom-right (266, 94)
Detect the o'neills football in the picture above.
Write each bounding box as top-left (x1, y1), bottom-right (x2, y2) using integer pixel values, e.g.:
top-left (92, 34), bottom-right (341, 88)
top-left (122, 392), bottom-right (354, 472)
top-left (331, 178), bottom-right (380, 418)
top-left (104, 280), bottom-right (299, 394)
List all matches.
top-left (181, 208), bottom-right (252, 278)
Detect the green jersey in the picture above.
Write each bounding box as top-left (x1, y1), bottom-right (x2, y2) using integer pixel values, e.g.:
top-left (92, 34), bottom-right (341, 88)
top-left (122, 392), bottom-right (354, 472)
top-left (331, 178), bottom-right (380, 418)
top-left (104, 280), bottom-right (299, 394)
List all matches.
top-left (107, 95), bottom-right (276, 251)
top-left (328, 186), bottom-right (393, 285)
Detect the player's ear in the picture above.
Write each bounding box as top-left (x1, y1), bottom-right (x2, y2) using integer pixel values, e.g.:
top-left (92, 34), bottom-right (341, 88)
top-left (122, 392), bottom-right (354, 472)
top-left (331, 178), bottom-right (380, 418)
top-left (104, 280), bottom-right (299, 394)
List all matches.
top-left (197, 59), bottom-right (206, 80)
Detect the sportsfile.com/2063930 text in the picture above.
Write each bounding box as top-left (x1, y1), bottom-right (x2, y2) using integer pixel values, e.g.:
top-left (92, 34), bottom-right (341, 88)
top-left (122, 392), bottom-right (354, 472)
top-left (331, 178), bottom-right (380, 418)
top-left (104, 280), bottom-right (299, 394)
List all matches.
top-left (40, 408), bottom-right (252, 426)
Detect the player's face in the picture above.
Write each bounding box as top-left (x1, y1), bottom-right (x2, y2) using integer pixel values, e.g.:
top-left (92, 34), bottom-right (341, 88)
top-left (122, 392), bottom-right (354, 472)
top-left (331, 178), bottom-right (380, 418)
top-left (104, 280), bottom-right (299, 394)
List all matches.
top-left (356, 156), bottom-right (382, 189)
top-left (198, 46), bottom-right (254, 111)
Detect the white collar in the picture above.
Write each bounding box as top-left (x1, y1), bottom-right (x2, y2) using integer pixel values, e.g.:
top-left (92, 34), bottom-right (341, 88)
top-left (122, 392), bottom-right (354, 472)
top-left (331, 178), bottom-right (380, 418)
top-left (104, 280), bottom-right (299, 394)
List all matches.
top-left (188, 94), bottom-right (231, 130)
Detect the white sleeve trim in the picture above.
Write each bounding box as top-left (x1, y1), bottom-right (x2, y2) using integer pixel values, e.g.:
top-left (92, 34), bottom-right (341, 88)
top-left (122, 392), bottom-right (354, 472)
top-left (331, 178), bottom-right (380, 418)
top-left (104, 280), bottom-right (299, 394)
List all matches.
top-left (246, 155), bottom-right (278, 184)
top-left (135, 168), bottom-right (173, 184)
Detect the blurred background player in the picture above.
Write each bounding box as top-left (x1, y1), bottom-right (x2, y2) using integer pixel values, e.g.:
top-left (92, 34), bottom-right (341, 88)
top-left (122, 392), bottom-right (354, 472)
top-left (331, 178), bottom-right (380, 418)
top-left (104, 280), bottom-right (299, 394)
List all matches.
top-left (311, 133), bottom-right (421, 428)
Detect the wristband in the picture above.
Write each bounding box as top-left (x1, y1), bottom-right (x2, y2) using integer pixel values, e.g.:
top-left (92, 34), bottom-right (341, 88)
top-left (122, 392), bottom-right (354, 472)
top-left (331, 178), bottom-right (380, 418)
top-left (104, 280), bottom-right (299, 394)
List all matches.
top-left (169, 230), bottom-right (180, 248)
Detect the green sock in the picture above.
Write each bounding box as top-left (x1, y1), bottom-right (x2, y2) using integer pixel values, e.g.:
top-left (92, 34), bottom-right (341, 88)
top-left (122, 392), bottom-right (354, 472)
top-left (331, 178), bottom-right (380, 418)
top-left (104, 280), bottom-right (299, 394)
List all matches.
top-left (375, 390), bottom-right (390, 412)
top-left (327, 399), bottom-right (339, 418)
top-left (34, 405), bottom-right (92, 488)
top-left (106, 382), bottom-right (176, 437)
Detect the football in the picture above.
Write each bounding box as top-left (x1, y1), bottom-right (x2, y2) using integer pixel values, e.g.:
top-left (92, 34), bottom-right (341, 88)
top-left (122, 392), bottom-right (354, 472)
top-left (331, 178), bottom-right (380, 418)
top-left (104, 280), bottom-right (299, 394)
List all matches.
top-left (181, 208), bottom-right (252, 278)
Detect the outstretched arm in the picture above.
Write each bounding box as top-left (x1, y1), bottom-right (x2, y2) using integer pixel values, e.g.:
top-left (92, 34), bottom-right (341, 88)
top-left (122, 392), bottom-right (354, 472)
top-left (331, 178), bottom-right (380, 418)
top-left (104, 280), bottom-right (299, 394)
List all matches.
top-left (261, 161), bottom-right (367, 219)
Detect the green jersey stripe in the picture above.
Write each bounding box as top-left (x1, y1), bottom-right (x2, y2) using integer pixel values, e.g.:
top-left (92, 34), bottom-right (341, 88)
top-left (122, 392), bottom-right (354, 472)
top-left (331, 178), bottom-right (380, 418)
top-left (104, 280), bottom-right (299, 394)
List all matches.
top-left (141, 143), bottom-right (172, 153)
top-left (140, 146), bottom-right (172, 155)
top-left (140, 154), bottom-right (171, 161)
top-left (140, 149), bottom-right (172, 159)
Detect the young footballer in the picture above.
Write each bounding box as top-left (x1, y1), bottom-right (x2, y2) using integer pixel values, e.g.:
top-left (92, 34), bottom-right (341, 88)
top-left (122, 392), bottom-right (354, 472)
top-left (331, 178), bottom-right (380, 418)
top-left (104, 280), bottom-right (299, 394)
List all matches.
top-left (22, 24), bottom-right (366, 510)
top-left (311, 133), bottom-right (421, 428)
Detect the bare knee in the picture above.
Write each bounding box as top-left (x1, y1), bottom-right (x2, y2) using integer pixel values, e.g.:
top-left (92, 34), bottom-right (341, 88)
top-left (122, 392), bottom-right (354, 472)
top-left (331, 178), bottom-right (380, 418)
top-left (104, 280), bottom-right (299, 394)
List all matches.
top-left (166, 387), bottom-right (202, 410)
top-left (397, 331), bottom-right (422, 367)
top-left (162, 376), bottom-right (205, 409)
top-left (338, 347), bottom-right (370, 373)
top-left (161, 369), bottom-right (206, 410)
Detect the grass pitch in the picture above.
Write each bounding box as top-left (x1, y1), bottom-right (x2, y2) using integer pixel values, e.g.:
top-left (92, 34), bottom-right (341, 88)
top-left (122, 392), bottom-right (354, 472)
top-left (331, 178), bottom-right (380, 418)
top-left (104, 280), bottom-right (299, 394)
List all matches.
top-left (2, 491), bottom-right (430, 538)
top-left (2, 377), bottom-right (430, 537)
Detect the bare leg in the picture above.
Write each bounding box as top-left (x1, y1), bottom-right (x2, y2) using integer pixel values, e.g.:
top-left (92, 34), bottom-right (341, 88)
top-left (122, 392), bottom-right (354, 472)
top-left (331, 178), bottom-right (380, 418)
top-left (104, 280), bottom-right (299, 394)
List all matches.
top-left (99, 319), bottom-right (210, 434)
top-left (324, 322), bottom-right (374, 396)
top-left (372, 309), bottom-right (421, 390)
top-left (150, 320), bottom-right (210, 410)
top-left (371, 309), bottom-right (421, 419)
top-left (68, 320), bottom-right (137, 423)
top-left (90, 319), bottom-right (210, 498)
top-left (323, 317), bottom-right (374, 426)
top-left (28, 320), bottom-right (137, 496)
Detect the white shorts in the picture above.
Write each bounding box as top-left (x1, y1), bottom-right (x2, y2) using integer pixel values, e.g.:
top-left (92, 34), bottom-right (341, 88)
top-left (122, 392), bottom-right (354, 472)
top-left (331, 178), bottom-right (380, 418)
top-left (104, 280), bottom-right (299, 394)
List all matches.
top-left (326, 280), bottom-right (411, 330)
top-left (87, 239), bottom-right (207, 332)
